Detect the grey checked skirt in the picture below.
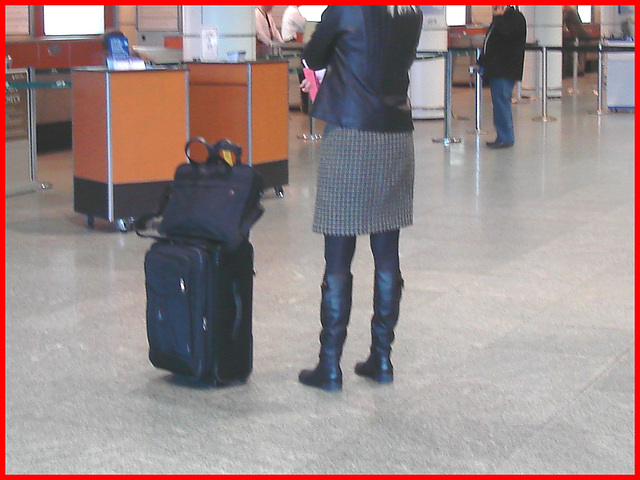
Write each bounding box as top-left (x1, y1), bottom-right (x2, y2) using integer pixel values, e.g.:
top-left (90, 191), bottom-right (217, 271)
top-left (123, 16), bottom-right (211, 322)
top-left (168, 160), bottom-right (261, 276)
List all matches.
top-left (313, 126), bottom-right (415, 236)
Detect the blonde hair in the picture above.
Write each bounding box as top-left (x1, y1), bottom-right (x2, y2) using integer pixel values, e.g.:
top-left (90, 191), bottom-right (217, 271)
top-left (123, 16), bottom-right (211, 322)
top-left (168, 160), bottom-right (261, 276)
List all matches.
top-left (387, 5), bottom-right (419, 17)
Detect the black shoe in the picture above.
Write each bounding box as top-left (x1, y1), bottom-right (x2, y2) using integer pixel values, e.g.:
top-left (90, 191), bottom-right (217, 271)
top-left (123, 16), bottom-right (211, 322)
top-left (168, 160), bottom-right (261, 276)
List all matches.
top-left (486, 140), bottom-right (514, 149)
top-left (355, 271), bottom-right (403, 385)
top-left (299, 274), bottom-right (353, 392)
top-left (299, 365), bottom-right (342, 391)
top-left (355, 356), bottom-right (393, 384)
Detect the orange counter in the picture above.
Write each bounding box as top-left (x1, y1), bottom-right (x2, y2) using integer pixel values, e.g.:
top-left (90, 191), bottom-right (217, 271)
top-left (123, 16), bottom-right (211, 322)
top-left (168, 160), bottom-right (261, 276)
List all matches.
top-left (72, 67), bottom-right (188, 230)
top-left (188, 61), bottom-right (289, 195)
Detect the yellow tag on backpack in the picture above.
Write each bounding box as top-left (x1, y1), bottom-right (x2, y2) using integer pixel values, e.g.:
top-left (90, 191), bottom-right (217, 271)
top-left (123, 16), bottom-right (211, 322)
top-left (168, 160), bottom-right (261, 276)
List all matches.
top-left (219, 149), bottom-right (235, 167)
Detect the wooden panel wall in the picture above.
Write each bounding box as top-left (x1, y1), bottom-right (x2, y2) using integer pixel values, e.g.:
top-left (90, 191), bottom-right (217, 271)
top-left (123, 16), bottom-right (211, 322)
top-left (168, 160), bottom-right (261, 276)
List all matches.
top-left (72, 71), bottom-right (109, 183)
top-left (249, 62), bottom-right (288, 165)
top-left (187, 62), bottom-right (289, 168)
top-left (109, 70), bottom-right (187, 183)
top-left (6, 39), bottom-right (105, 69)
top-left (73, 69), bottom-right (188, 184)
top-left (188, 63), bottom-right (249, 159)
top-left (5, 5), bottom-right (115, 69)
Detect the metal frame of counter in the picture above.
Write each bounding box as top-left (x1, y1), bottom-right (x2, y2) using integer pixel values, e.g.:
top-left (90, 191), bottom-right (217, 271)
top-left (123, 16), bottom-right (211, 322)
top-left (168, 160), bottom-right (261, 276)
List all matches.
top-left (72, 67), bottom-right (188, 230)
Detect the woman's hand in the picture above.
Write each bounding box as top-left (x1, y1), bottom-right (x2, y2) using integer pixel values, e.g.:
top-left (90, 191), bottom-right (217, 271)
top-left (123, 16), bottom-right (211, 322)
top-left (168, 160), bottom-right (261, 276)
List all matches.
top-left (300, 78), bottom-right (312, 93)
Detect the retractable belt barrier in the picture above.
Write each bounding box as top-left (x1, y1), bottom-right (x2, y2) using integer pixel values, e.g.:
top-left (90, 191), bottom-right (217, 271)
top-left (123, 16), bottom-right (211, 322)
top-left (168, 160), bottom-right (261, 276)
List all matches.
top-left (417, 42), bottom-right (635, 144)
top-left (5, 80), bottom-right (71, 89)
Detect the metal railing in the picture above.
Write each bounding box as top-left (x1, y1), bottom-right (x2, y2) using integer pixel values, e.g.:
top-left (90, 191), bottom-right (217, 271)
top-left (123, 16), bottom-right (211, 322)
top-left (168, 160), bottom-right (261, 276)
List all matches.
top-left (417, 42), bottom-right (634, 145)
top-left (295, 42), bottom-right (634, 146)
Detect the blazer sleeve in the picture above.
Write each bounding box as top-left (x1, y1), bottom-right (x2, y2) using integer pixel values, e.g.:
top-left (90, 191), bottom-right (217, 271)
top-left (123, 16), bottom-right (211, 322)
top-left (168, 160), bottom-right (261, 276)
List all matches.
top-left (302, 6), bottom-right (344, 70)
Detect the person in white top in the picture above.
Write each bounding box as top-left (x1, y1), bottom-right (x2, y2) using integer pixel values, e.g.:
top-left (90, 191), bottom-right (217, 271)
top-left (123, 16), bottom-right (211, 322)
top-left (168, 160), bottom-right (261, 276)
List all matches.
top-left (281, 5), bottom-right (306, 42)
top-left (255, 6), bottom-right (284, 46)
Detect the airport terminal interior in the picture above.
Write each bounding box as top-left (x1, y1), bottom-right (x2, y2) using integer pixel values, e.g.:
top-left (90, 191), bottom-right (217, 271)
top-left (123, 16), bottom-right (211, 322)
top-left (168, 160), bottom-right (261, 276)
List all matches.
top-left (6, 74), bottom-right (634, 474)
top-left (5, 5), bottom-right (635, 475)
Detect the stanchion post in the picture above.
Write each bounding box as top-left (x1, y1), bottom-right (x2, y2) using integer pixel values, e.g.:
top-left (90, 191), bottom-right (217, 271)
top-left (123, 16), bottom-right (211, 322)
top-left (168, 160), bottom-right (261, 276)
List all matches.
top-left (432, 50), bottom-right (461, 145)
top-left (467, 48), bottom-right (487, 134)
top-left (474, 47), bottom-right (486, 133)
top-left (533, 46), bottom-right (556, 122)
top-left (444, 49), bottom-right (453, 138)
top-left (596, 41), bottom-right (606, 115)
top-left (541, 47), bottom-right (548, 117)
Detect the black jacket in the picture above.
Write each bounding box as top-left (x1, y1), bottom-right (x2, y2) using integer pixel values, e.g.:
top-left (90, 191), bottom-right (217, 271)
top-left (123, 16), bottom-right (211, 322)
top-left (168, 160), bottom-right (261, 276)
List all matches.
top-left (302, 6), bottom-right (423, 133)
top-left (478, 7), bottom-right (527, 81)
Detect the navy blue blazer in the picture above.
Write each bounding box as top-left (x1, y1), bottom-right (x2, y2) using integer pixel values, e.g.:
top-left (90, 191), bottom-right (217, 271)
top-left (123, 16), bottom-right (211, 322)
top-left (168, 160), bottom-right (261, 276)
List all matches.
top-left (303, 6), bottom-right (423, 133)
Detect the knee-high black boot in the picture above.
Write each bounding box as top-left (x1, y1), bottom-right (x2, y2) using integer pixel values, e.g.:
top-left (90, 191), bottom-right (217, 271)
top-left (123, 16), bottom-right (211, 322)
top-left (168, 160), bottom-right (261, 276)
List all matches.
top-left (299, 274), bottom-right (353, 391)
top-left (355, 270), bottom-right (403, 384)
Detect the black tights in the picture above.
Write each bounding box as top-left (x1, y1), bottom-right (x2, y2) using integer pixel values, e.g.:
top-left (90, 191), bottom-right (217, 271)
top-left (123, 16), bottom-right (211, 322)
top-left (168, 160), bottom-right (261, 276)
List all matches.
top-left (324, 230), bottom-right (400, 277)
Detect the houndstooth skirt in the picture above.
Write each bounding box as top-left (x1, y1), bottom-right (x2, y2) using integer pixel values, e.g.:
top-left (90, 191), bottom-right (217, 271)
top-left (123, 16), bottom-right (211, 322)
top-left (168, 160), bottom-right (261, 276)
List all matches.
top-left (313, 126), bottom-right (415, 236)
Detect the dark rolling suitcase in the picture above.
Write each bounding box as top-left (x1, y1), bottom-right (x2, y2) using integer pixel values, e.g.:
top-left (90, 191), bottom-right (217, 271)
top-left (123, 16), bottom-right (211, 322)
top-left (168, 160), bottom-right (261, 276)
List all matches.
top-left (144, 238), bottom-right (253, 386)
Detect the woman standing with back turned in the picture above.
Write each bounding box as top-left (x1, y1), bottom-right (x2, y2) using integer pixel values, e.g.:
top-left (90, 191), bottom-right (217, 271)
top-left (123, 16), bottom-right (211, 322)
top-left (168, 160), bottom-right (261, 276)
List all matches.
top-left (299, 6), bottom-right (423, 391)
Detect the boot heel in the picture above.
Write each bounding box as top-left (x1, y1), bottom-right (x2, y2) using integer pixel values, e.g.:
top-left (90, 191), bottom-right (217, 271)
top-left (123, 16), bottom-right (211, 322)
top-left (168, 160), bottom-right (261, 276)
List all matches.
top-left (299, 368), bottom-right (342, 391)
top-left (355, 359), bottom-right (394, 384)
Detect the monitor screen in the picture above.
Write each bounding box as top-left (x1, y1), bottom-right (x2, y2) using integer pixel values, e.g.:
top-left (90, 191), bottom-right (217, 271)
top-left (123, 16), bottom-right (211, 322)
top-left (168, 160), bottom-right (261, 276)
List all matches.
top-left (107, 35), bottom-right (130, 58)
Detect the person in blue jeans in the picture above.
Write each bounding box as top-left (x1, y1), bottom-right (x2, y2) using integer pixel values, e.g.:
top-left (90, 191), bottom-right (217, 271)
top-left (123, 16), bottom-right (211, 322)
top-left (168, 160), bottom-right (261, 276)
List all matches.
top-left (478, 5), bottom-right (527, 149)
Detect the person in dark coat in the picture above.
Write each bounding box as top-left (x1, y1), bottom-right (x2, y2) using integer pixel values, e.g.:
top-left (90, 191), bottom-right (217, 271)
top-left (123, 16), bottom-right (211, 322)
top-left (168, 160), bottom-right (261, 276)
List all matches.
top-left (478, 5), bottom-right (526, 149)
top-left (298, 5), bottom-right (423, 391)
top-left (562, 5), bottom-right (589, 76)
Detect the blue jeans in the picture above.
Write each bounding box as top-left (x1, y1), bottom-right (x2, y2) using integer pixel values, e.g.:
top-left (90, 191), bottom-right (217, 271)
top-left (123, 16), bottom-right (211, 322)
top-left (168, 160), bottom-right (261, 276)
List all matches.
top-left (489, 77), bottom-right (516, 144)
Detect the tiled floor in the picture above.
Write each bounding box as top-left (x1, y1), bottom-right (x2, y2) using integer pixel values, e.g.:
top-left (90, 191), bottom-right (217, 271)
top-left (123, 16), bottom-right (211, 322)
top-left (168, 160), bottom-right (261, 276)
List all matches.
top-left (5, 74), bottom-right (635, 474)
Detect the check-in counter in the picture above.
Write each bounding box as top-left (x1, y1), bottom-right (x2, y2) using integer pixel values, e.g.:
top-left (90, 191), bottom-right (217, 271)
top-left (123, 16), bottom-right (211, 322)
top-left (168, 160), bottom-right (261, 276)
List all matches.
top-left (187, 61), bottom-right (289, 195)
top-left (72, 67), bottom-right (188, 230)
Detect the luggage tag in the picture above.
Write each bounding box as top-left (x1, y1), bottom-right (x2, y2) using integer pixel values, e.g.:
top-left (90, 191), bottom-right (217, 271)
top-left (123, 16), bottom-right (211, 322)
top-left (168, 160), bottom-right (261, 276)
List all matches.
top-left (219, 149), bottom-right (235, 167)
top-left (210, 139), bottom-right (242, 167)
top-left (185, 137), bottom-right (239, 168)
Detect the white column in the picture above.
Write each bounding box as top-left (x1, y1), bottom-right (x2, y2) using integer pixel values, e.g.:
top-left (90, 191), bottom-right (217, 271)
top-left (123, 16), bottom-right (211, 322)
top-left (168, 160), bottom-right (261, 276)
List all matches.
top-left (182, 6), bottom-right (256, 62)
top-left (410, 6), bottom-right (447, 119)
top-left (520, 5), bottom-right (563, 98)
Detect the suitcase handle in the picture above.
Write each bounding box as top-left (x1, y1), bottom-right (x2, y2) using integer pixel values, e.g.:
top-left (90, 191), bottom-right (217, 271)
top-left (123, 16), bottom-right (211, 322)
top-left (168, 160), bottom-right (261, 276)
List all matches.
top-left (184, 137), bottom-right (211, 164)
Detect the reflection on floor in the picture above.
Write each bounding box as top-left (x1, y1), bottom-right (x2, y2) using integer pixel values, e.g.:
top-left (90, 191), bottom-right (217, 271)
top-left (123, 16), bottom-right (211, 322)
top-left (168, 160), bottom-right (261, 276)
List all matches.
top-left (5, 75), bottom-right (635, 474)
